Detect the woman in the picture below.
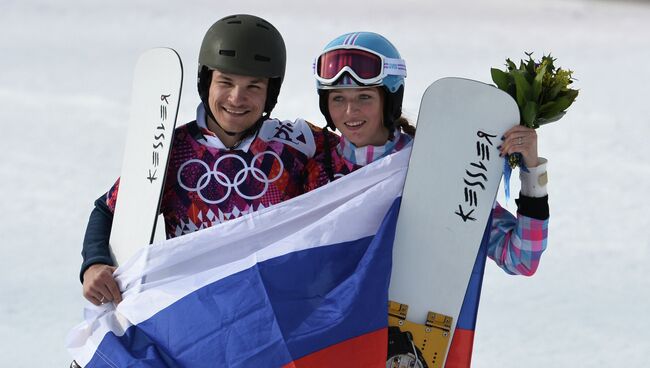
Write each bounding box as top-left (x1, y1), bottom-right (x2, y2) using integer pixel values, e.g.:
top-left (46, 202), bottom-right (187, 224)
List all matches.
top-left (307, 32), bottom-right (549, 366)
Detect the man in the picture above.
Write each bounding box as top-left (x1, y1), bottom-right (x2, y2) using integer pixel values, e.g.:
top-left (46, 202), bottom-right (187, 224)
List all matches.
top-left (80, 14), bottom-right (324, 305)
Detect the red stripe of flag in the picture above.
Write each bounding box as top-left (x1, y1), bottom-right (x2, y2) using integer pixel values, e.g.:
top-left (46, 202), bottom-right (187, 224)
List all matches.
top-left (283, 328), bottom-right (387, 368)
top-left (445, 328), bottom-right (475, 368)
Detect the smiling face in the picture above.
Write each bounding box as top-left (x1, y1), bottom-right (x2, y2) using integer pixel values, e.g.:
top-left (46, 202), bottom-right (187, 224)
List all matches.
top-left (327, 87), bottom-right (389, 147)
top-left (207, 69), bottom-right (268, 146)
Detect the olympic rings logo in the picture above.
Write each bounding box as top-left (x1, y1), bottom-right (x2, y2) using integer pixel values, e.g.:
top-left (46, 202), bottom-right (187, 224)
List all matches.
top-left (177, 151), bottom-right (284, 204)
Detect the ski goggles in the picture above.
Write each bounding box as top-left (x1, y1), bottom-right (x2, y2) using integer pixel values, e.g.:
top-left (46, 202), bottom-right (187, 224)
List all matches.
top-left (314, 46), bottom-right (407, 87)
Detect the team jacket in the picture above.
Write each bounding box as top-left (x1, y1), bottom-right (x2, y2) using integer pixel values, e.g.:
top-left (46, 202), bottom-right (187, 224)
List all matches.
top-left (81, 105), bottom-right (324, 279)
top-left (306, 129), bottom-right (549, 368)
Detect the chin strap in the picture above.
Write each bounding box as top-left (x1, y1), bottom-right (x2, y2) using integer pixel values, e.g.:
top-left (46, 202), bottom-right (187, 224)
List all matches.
top-left (202, 101), bottom-right (239, 137)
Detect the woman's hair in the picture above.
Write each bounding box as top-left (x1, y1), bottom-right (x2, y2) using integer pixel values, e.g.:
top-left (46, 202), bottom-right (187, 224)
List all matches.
top-left (394, 116), bottom-right (416, 137)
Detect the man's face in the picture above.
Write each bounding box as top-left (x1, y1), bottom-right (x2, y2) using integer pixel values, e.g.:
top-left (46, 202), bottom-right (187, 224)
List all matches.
top-left (207, 70), bottom-right (269, 136)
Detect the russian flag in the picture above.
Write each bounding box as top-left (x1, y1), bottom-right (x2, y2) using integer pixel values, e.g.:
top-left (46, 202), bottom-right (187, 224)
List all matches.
top-left (66, 149), bottom-right (410, 367)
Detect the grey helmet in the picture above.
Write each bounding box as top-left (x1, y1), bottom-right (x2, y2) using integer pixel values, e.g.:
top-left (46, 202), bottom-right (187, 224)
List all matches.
top-left (197, 14), bottom-right (286, 117)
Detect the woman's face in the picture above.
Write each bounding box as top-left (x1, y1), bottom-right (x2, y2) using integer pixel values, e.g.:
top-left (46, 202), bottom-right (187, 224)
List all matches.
top-left (327, 87), bottom-right (389, 147)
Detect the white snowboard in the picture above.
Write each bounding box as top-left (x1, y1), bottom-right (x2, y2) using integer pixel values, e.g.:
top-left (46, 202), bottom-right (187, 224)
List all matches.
top-left (389, 77), bottom-right (519, 363)
top-left (109, 48), bottom-right (183, 266)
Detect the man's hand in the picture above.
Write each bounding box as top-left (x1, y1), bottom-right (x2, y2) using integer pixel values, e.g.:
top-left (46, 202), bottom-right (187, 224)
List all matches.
top-left (82, 264), bottom-right (122, 305)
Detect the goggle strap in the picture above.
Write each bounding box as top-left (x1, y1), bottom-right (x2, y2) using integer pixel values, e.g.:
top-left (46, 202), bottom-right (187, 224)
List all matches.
top-left (383, 57), bottom-right (407, 77)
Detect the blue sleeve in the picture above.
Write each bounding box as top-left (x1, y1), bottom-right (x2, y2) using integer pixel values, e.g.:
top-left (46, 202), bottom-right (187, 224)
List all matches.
top-left (80, 194), bottom-right (115, 282)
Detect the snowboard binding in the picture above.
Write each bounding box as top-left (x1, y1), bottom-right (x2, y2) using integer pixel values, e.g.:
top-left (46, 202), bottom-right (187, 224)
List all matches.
top-left (387, 301), bottom-right (453, 368)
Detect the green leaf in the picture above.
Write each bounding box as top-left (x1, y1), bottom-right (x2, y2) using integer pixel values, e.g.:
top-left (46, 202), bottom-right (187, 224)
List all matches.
top-left (491, 68), bottom-right (510, 91)
top-left (539, 97), bottom-right (573, 118)
top-left (532, 66), bottom-right (545, 102)
top-left (512, 70), bottom-right (531, 108)
top-left (543, 55), bottom-right (556, 70)
top-left (560, 88), bottom-right (580, 104)
top-left (523, 57), bottom-right (537, 84)
top-left (526, 57), bottom-right (536, 75)
top-left (522, 101), bottom-right (539, 128)
top-left (539, 101), bottom-right (556, 115)
top-left (536, 111), bottom-right (566, 126)
top-left (546, 81), bottom-right (564, 101)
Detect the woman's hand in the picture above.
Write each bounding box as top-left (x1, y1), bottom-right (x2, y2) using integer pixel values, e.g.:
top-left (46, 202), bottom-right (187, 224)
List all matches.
top-left (498, 125), bottom-right (540, 168)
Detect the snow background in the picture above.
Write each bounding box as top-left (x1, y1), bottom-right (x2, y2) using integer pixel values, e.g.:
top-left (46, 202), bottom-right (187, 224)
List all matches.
top-left (1, 0), bottom-right (649, 366)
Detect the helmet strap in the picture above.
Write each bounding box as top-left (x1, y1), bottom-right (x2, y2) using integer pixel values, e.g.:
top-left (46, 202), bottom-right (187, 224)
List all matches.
top-left (383, 85), bottom-right (404, 139)
top-left (318, 89), bottom-right (336, 130)
top-left (264, 77), bottom-right (282, 115)
top-left (322, 126), bottom-right (336, 182)
top-left (201, 101), bottom-right (238, 136)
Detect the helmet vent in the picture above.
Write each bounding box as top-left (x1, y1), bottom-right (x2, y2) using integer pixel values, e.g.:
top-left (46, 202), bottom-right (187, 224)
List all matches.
top-left (256, 23), bottom-right (270, 30)
top-left (219, 50), bottom-right (236, 57)
top-left (255, 55), bottom-right (271, 62)
top-left (227, 20), bottom-right (242, 24)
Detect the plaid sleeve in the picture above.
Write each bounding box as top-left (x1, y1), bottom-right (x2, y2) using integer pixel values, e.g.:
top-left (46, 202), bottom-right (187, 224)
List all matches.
top-left (487, 202), bottom-right (548, 276)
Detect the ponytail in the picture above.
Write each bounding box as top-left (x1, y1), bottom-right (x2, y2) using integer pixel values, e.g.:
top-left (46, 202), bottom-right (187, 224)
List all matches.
top-left (395, 116), bottom-right (416, 137)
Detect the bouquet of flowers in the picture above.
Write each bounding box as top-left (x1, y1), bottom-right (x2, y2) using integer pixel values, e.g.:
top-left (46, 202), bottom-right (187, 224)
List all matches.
top-left (491, 53), bottom-right (579, 168)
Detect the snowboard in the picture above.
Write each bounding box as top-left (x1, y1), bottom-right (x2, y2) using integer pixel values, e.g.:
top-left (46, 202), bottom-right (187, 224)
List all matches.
top-left (388, 78), bottom-right (519, 367)
top-left (109, 48), bottom-right (183, 266)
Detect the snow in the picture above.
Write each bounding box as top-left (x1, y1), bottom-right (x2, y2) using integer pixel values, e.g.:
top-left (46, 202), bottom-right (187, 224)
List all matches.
top-left (1, 0), bottom-right (649, 366)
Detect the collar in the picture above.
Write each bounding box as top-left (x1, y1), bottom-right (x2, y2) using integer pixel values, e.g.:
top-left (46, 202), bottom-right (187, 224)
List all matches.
top-left (337, 129), bottom-right (413, 166)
